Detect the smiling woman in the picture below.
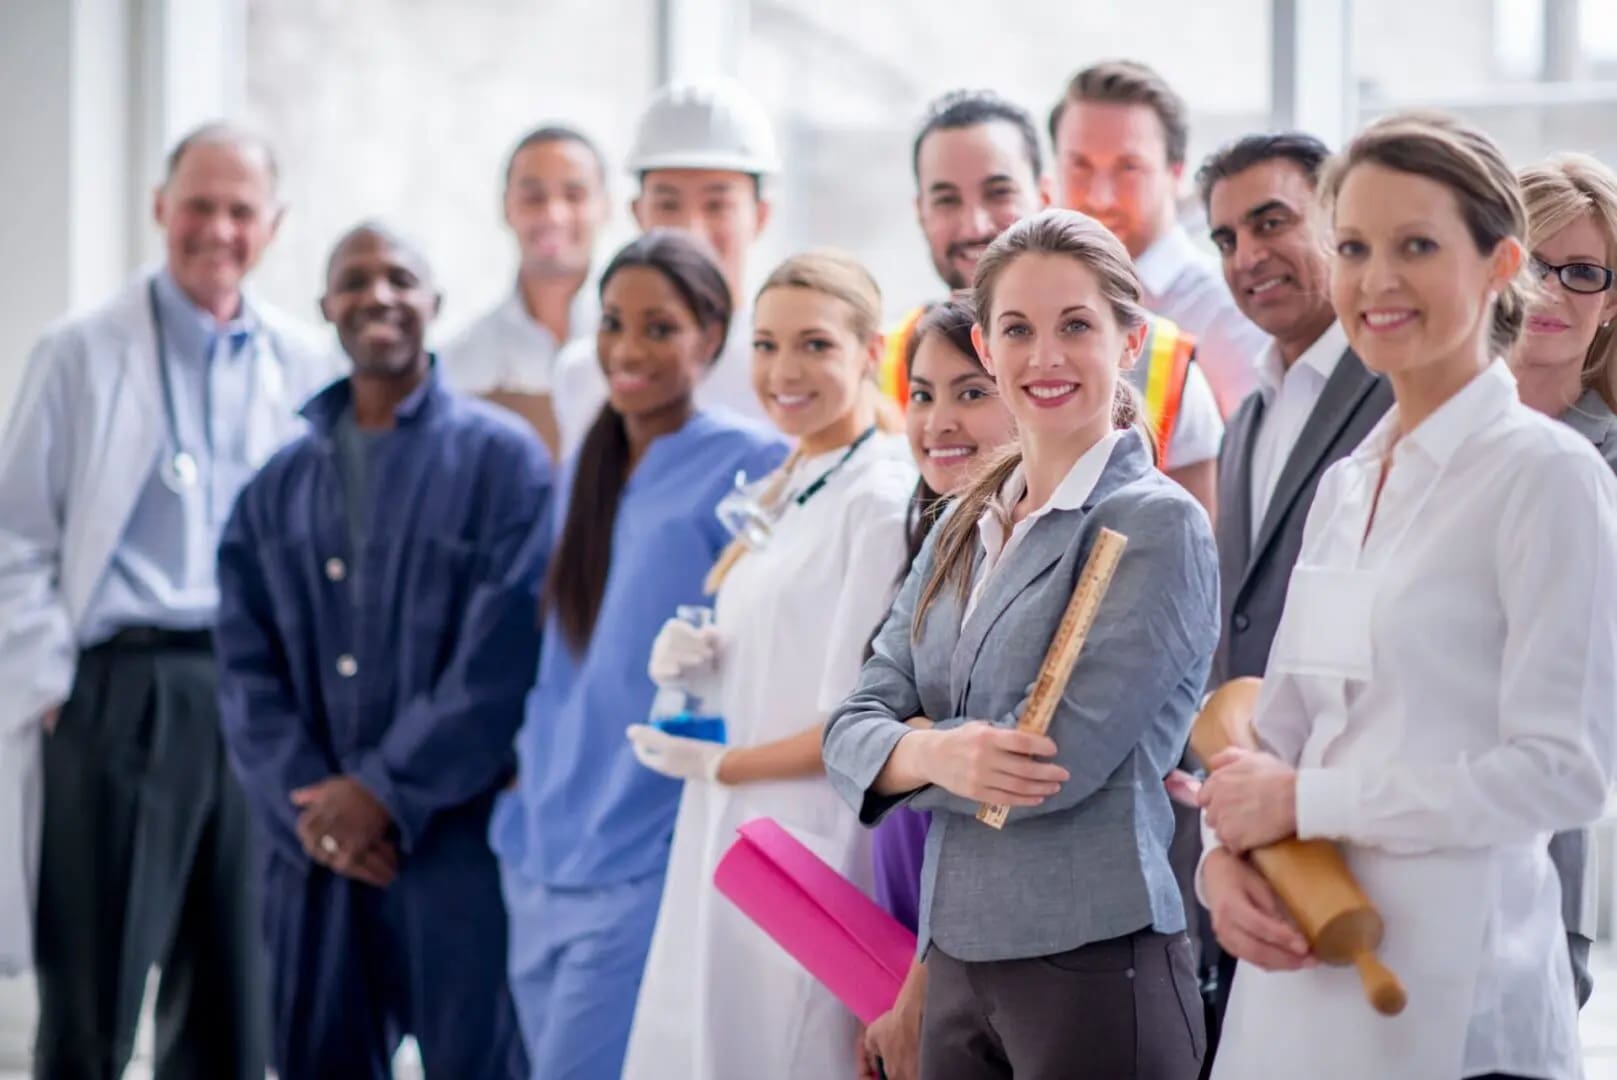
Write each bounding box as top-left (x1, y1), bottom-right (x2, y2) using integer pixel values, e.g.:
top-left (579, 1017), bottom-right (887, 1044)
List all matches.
top-left (1512, 155), bottom-right (1617, 466)
top-left (1198, 112), bottom-right (1617, 1080)
top-left (490, 229), bottom-right (787, 1078)
top-left (623, 249), bottom-right (917, 1079)
top-left (823, 210), bottom-right (1220, 1078)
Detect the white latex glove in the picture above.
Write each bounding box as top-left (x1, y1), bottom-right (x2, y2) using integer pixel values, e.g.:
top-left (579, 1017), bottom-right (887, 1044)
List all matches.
top-left (626, 724), bottom-right (728, 783)
top-left (648, 618), bottom-right (723, 697)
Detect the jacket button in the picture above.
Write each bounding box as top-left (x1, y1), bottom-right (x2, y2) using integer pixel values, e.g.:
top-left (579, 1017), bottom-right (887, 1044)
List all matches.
top-left (1232, 613), bottom-right (1251, 632)
top-left (336, 654), bottom-right (358, 678)
top-left (325, 557), bottom-right (347, 582)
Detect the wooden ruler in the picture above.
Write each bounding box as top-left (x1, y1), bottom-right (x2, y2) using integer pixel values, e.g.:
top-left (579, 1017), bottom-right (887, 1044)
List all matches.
top-left (976, 527), bottom-right (1129, 830)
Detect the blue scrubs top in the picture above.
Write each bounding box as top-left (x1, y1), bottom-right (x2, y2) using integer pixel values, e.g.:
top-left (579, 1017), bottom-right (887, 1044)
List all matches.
top-left (492, 410), bottom-right (787, 888)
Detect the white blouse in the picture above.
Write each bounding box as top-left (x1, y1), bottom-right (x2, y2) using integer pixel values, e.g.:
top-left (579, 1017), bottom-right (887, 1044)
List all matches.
top-left (1209, 361), bottom-right (1617, 1080)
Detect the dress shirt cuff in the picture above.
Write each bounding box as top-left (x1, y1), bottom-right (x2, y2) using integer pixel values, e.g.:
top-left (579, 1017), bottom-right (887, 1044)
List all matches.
top-left (351, 753), bottom-right (416, 853)
top-left (1194, 811), bottom-right (1222, 909)
top-left (1295, 766), bottom-right (1358, 841)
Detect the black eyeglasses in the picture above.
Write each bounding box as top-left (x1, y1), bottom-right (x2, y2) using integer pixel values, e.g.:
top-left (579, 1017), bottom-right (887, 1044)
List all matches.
top-left (1531, 255), bottom-right (1616, 295)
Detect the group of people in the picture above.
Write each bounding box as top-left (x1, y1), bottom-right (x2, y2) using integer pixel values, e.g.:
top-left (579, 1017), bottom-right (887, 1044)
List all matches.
top-left (2, 53), bottom-right (1616, 1080)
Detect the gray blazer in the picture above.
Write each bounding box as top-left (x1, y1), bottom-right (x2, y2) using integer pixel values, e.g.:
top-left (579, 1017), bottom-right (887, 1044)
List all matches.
top-left (1550, 386), bottom-right (1616, 1005)
top-left (823, 435), bottom-right (1220, 962)
top-left (1210, 349), bottom-right (1391, 685)
top-left (1562, 387), bottom-right (1617, 472)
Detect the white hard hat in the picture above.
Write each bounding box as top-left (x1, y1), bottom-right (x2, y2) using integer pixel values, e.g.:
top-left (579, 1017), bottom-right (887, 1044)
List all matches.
top-left (625, 78), bottom-right (780, 177)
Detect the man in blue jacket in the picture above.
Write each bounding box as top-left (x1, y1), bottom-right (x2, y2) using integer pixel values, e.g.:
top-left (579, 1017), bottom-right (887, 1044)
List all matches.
top-left (215, 222), bottom-right (551, 1078)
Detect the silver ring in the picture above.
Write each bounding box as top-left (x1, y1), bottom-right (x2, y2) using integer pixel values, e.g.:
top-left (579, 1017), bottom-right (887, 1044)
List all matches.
top-left (320, 834), bottom-right (339, 856)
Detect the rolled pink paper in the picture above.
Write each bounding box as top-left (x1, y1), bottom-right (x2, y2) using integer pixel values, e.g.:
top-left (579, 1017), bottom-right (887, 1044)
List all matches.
top-left (714, 817), bottom-right (917, 1024)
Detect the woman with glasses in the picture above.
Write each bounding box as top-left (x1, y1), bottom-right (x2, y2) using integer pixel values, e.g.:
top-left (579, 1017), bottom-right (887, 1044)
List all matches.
top-left (623, 250), bottom-right (915, 1080)
top-left (1507, 154), bottom-right (1617, 1011)
top-left (1512, 154), bottom-right (1617, 472)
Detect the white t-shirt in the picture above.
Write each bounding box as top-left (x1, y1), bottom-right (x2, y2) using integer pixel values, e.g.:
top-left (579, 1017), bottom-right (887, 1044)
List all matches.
top-left (1165, 361), bottom-right (1223, 469)
top-left (437, 283), bottom-right (598, 396)
top-left (1137, 225), bottom-right (1268, 414)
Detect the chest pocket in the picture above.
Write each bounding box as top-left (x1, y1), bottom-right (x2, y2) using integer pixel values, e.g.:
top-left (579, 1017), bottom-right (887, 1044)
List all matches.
top-left (1269, 565), bottom-right (1374, 682)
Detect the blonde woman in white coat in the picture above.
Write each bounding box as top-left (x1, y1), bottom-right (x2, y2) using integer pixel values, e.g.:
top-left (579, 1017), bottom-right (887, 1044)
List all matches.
top-left (1197, 112), bottom-right (1617, 1080)
top-left (622, 250), bottom-right (916, 1080)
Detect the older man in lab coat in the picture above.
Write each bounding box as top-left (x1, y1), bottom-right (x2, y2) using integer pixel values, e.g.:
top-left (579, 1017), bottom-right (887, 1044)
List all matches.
top-left (0, 123), bottom-right (329, 1078)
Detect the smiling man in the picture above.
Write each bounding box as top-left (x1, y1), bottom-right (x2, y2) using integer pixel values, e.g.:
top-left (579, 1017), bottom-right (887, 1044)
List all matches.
top-left (439, 126), bottom-right (610, 456)
top-left (0, 122), bottom-right (331, 1078)
top-left (214, 223), bottom-right (552, 1078)
top-left (1192, 132), bottom-right (1393, 1064)
top-left (882, 89), bottom-right (1224, 520)
top-left (1051, 60), bottom-right (1267, 414)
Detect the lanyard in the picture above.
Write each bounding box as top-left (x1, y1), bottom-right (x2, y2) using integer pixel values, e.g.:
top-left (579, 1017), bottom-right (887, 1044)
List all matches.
top-left (792, 425), bottom-right (877, 507)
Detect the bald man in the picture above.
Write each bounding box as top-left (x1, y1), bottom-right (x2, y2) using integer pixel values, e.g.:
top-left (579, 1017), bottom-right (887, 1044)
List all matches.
top-left (0, 123), bottom-right (331, 1077)
top-left (215, 224), bottom-right (551, 1077)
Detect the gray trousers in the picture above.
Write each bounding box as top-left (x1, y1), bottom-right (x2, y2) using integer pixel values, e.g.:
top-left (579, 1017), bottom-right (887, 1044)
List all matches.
top-left (922, 929), bottom-right (1205, 1080)
top-left (32, 631), bottom-right (267, 1080)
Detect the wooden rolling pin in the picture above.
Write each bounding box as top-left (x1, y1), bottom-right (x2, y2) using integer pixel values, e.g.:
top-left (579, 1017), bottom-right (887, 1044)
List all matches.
top-left (1192, 678), bottom-right (1407, 1017)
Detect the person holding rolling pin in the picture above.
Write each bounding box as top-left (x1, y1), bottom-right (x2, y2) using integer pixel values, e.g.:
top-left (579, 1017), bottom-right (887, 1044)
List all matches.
top-left (823, 208), bottom-right (1220, 1079)
top-left (1197, 112), bottom-right (1617, 1080)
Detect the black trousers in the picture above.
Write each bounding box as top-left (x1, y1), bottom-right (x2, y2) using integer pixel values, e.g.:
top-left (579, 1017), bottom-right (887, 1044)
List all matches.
top-left (921, 929), bottom-right (1205, 1080)
top-left (32, 630), bottom-right (266, 1080)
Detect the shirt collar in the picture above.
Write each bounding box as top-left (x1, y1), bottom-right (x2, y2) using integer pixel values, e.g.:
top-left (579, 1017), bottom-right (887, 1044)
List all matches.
top-left (1255, 320), bottom-right (1349, 400)
top-left (1134, 225), bottom-right (1200, 299)
top-left (1354, 359), bottom-right (1517, 468)
top-left (153, 267), bottom-right (257, 361)
top-left (301, 357), bottom-right (445, 433)
top-left (977, 429), bottom-right (1127, 547)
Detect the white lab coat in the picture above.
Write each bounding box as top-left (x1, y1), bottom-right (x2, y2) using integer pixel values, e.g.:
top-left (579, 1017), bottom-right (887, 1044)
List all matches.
top-left (622, 433), bottom-right (916, 1080)
top-left (1206, 363), bottom-right (1617, 1079)
top-left (0, 270), bottom-right (331, 974)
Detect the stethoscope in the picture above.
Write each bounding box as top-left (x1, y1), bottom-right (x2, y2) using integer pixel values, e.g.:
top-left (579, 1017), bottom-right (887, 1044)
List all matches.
top-left (148, 280), bottom-right (202, 493)
top-left (716, 425), bottom-right (878, 550)
top-left (147, 280), bottom-right (270, 496)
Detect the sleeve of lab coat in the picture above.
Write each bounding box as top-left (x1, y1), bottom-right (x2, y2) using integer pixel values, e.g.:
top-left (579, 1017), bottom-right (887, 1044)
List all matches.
top-left (921, 492), bottom-right (1222, 826)
top-left (215, 489), bottom-right (340, 864)
top-left (351, 438), bottom-right (551, 849)
top-left (822, 520), bottom-right (936, 826)
top-left (0, 332), bottom-right (82, 735)
top-left (1297, 453), bottom-right (1617, 852)
top-left (815, 474), bottom-right (914, 714)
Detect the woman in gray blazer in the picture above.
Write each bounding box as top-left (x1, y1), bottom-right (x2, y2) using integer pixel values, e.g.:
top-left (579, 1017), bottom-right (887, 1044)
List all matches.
top-left (823, 209), bottom-right (1221, 1080)
top-left (1511, 153), bottom-right (1617, 1008)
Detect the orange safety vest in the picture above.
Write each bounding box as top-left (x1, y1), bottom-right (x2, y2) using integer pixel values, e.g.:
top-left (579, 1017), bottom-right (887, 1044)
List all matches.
top-left (878, 304), bottom-right (1195, 471)
top-left (1129, 314), bottom-right (1196, 470)
top-left (877, 305), bottom-right (926, 411)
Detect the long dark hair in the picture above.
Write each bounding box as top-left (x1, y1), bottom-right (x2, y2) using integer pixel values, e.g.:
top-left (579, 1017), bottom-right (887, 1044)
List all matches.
top-left (543, 231), bottom-right (732, 652)
top-left (901, 300), bottom-right (981, 576)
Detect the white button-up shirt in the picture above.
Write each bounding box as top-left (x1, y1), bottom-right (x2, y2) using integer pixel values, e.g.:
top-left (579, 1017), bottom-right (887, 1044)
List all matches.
top-left (965, 429), bottom-right (1126, 623)
top-left (1136, 225), bottom-right (1267, 414)
top-left (437, 281), bottom-right (599, 396)
top-left (1211, 361), bottom-right (1617, 1080)
top-left (1246, 320), bottom-right (1349, 536)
